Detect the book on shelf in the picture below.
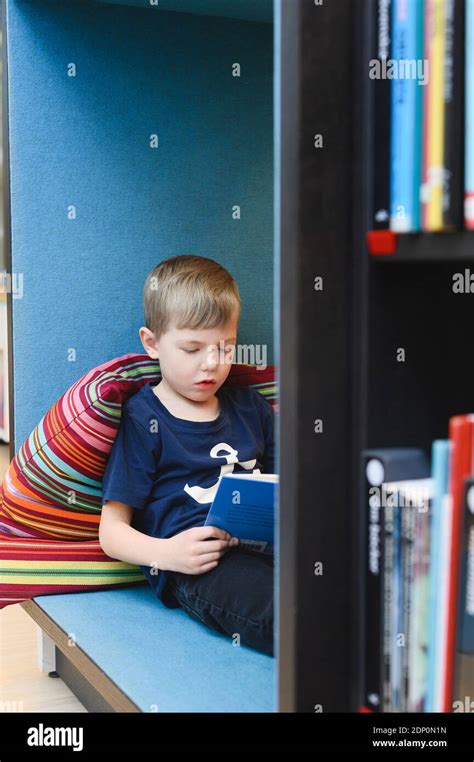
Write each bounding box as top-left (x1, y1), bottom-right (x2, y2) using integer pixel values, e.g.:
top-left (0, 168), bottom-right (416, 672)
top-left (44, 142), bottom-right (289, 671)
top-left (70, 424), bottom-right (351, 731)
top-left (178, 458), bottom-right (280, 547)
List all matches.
top-left (390, 0), bottom-right (424, 232)
top-left (361, 448), bottom-right (430, 712)
top-left (457, 476), bottom-right (474, 656)
top-left (442, 0), bottom-right (465, 229)
top-left (443, 414), bottom-right (474, 710)
top-left (368, 0), bottom-right (471, 238)
top-left (370, 0), bottom-right (393, 230)
top-left (361, 431), bottom-right (474, 713)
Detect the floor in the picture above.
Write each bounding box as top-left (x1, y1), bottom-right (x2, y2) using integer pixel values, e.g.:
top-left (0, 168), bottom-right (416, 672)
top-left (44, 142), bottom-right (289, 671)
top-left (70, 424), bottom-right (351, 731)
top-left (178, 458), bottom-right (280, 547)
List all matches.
top-left (0, 444), bottom-right (87, 712)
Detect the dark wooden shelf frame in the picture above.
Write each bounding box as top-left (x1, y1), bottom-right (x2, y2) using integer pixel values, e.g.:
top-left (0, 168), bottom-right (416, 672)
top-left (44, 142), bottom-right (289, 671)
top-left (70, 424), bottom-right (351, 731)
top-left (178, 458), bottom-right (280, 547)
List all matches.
top-left (372, 231), bottom-right (474, 263)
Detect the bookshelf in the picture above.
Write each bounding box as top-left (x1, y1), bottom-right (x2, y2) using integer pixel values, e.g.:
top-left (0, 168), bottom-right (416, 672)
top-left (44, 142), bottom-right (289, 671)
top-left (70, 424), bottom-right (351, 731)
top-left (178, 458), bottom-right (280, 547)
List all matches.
top-left (351, 0), bottom-right (474, 713)
top-left (370, 231), bottom-right (474, 261)
top-left (2, 0), bottom-right (470, 715)
top-left (279, 0), bottom-right (474, 714)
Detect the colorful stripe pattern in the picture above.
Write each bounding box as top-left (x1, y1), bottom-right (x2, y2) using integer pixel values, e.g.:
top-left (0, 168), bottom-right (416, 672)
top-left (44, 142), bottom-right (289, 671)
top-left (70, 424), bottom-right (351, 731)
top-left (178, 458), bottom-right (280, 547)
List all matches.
top-left (0, 354), bottom-right (277, 608)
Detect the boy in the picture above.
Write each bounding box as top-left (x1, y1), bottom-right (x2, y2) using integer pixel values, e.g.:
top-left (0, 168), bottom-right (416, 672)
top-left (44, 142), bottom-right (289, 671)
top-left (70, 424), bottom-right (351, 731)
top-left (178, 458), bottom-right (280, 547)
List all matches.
top-left (99, 255), bottom-right (275, 656)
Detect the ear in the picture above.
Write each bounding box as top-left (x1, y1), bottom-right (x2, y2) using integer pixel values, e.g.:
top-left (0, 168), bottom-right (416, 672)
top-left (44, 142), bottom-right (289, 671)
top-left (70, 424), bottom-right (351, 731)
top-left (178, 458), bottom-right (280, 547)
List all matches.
top-left (139, 326), bottom-right (159, 359)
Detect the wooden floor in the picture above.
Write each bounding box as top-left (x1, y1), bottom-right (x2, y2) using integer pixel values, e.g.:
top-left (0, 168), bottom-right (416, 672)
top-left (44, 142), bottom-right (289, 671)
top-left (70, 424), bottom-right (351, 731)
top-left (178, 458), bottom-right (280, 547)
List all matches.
top-left (0, 444), bottom-right (87, 712)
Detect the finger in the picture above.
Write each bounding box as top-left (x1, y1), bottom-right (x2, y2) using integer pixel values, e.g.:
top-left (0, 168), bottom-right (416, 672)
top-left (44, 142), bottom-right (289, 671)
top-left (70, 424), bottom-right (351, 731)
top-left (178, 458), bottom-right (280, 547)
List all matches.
top-left (197, 550), bottom-right (225, 563)
top-left (196, 525), bottom-right (231, 541)
top-left (199, 560), bottom-right (219, 573)
top-left (195, 539), bottom-right (230, 555)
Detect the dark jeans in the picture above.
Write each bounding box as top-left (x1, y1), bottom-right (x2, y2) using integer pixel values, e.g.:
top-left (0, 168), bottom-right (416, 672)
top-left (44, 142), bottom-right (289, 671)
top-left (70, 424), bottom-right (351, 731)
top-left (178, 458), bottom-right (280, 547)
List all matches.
top-left (165, 546), bottom-right (274, 656)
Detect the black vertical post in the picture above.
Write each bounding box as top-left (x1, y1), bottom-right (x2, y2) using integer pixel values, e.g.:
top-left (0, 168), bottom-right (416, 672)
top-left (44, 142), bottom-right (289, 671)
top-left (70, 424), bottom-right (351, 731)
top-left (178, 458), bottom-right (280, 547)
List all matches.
top-left (278, 0), bottom-right (355, 711)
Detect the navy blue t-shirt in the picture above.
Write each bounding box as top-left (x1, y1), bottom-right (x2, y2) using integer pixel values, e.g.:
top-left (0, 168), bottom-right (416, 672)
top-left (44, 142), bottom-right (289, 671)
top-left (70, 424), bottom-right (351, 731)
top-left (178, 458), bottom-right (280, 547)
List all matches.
top-left (101, 381), bottom-right (275, 607)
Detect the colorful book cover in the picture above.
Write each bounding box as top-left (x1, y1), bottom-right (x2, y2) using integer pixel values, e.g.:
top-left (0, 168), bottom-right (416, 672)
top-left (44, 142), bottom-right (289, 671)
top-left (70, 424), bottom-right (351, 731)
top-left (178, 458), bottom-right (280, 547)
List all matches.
top-left (390, 0), bottom-right (424, 232)
top-left (426, 440), bottom-right (451, 711)
top-left (443, 415), bottom-right (474, 710)
top-left (436, 493), bottom-right (455, 710)
top-left (421, 0), bottom-right (446, 230)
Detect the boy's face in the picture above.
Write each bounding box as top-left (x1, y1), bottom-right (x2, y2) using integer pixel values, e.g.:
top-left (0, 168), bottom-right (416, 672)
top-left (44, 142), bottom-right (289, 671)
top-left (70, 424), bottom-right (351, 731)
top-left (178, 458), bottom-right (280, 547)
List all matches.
top-left (141, 316), bottom-right (238, 402)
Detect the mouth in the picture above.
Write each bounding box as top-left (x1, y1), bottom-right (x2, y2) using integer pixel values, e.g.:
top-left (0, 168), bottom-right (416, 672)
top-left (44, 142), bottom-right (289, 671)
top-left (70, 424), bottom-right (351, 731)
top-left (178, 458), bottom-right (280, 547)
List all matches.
top-left (195, 380), bottom-right (216, 387)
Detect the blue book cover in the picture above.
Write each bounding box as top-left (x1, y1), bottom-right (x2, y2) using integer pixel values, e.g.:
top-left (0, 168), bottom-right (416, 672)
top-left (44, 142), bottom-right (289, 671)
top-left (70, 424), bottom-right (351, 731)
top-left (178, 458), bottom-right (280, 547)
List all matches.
top-left (390, 0), bottom-right (424, 232)
top-left (204, 473), bottom-right (277, 553)
top-left (426, 440), bottom-right (450, 712)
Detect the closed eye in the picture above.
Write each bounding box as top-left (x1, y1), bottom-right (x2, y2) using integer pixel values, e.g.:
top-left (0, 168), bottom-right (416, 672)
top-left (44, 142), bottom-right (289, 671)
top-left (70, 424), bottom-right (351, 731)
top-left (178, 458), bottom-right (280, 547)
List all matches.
top-left (183, 348), bottom-right (199, 354)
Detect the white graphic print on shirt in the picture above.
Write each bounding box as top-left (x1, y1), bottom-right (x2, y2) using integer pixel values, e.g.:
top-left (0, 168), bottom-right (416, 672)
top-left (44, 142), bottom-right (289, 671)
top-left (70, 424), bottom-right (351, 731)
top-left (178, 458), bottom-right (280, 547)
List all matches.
top-left (184, 442), bottom-right (261, 505)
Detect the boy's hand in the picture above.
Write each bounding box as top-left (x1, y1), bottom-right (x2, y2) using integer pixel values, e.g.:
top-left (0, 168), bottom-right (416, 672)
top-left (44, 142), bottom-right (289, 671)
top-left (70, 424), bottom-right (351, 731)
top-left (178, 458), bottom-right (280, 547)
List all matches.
top-left (162, 526), bottom-right (239, 575)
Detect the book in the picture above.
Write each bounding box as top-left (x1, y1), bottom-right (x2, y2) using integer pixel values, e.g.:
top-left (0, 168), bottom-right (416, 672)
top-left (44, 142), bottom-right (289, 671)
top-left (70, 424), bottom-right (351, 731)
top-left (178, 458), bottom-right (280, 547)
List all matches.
top-left (453, 476), bottom-right (474, 706)
top-left (407, 483), bottom-right (432, 712)
top-left (401, 488), bottom-right (417, 712)
top-left (361, 448), bottom-right (429, 713)
top-left (382, 477), bottom-right (433, 712)
top-left (441, 0), bottom-right (465, 229)
top-left (457, 476), bottom-right (474, 655)
top-left (436, 491), bottom-right (454, 710)
top-left (426, 439), bottom-right (451, 711)
top-left (443, 414), bottom-right (474, 710)
top-left (370, 0), bottom-right (393, 229)
top-left (389, 0), bottom-right (424, 232)
top-left (204, 472), bottom-right (277, 554)
top-left (421, 0), bottom-right (446, 230)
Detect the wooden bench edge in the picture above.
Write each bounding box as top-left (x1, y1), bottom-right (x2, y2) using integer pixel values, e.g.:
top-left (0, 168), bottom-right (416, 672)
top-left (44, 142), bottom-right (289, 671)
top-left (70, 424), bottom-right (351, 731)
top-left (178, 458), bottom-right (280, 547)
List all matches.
top-left (21, 599), bottom-right (141, 713)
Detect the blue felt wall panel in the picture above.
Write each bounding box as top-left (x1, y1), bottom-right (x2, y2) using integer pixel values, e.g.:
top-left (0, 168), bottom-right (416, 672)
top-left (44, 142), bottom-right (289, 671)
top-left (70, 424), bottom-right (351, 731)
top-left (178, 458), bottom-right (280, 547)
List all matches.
top-left (95, 0), bottom-right (273, 23)
top-left (32, 0), bottom-right (273, 23)
top-left (5, 0), bottom-right (274, 448)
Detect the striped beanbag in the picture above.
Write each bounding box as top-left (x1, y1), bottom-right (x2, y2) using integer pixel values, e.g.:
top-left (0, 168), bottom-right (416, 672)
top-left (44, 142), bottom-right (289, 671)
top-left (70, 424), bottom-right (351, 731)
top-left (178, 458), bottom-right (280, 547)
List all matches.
top-left (0, 354), bottom-right (277, 609)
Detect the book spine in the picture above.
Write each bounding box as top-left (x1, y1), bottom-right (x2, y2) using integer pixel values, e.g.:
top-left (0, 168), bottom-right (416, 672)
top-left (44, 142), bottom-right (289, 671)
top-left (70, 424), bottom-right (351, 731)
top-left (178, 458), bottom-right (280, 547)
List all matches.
top-left (413, 0), bottom-right (425, 230)
top-left (361, 449), bottom-right (430, 712)
top-left (443, 416), bottom-right (474, 710)
top-left (420, 0), bottom-right (432, 225)
top-left (436, 494), bottom-right (454, 710)
top-left (422, 0), bottom-right (447, 230)
top-left (391, 494), bottom-right (402, 711)
top-left (415, 498), bottom-right (432, 711)
top-left (426, 440), bottom-right (450, 711)
top-left (400, 500), bottom-right (415, 712)
top-left (407, 501), bottom-right (418, 711)
top-left (458, 478), bottom-right (474, 654)
top-left (364, 475), bottom-right (385, 711)
top-left (383, 500), bottom-right (395, 711)
top-left (390, 0), bottom-right (424, 232)
top-left (442, 0), bottom-right (465, 229)
top-left (465, 0), bottom-right (474, 227)
top-left (372, 0), bottom-right (393, 228)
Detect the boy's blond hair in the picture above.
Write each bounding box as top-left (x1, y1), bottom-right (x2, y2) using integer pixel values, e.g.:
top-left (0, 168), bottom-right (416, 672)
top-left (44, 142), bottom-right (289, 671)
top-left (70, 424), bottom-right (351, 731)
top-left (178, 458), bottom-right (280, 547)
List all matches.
top-left (143, 255), bottom-right (241, 341)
